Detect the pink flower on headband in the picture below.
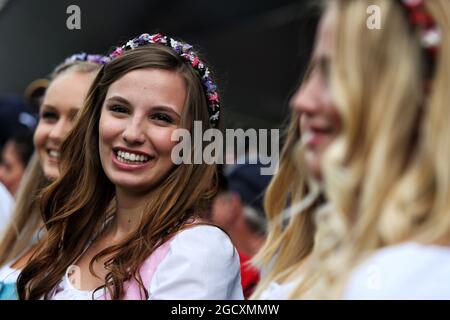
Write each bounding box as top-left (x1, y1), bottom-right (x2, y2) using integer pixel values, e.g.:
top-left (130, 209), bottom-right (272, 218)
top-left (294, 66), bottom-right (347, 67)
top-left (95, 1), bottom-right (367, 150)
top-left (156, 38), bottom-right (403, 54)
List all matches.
top-left (151, 34), bottom-right (163, 43)
top-left (192, 56), bottom-right (200, 68)
top-left (208, 92), bottom-right (219, 104)
top-left (110, 47), bottom-right (124, 58)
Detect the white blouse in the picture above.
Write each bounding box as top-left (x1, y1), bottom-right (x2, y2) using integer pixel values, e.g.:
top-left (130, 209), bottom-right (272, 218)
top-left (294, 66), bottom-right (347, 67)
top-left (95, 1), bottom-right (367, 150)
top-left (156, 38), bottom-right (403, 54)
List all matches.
top-left (51, 225), bottom-right (244, 300)
top-left (0, 263), bottom-right (20, 285)
top-left (344, 242), bottom-right (450, 299)
top-left (0, 182), bottom-right (14, 236)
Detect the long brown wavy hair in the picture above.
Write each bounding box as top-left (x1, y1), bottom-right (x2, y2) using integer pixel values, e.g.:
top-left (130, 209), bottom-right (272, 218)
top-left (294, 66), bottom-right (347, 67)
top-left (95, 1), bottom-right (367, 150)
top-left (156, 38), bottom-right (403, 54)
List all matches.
top-left (17, 44), bottom-right (222, 299)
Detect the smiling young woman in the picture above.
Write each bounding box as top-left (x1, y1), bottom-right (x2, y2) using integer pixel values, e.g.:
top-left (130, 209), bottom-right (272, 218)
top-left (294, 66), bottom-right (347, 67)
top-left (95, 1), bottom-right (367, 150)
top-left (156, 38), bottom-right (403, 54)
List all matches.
top-left (0, 53), bottom-right (106, 300)
top-left (17, 34), bottom-right (243, 300)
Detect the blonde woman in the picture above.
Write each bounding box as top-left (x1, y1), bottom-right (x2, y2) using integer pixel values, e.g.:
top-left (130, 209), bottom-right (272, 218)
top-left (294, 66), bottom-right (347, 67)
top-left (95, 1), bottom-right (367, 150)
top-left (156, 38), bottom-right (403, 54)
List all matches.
top-left (0, 53), bottom-right (107, 300)
top-left (290, 0), bottom-right (450, 299)
top-left (251, 0), bottom-right (345, 298)
top-left (251, 22), bottom-right (341, 298)
top-left (249, 115), bottom-right (321, 299)
top-left (17, 34), bottom-right (243, 300)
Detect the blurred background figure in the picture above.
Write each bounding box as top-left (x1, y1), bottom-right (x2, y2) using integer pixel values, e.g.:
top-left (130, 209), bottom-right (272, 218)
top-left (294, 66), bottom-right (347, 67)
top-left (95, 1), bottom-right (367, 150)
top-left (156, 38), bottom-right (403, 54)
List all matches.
top-left (24, 79), bottom-right (50, 113)
top-left (0, 95), bottom-right (37, 153)
top-left (211, 161), bottom-right (272, 299)
top-left (0, 96), bottom-right (37, 195)
top-left (0, 182), bottom-right (13, 235)
top-left (0, 53), bottom-right (105, 300)
top-left (0, 85), bottom-right (42, 236)
top-left (0, 130), bottom-right (34, 197)
top-left (0, 80), bottom-right (45, 197)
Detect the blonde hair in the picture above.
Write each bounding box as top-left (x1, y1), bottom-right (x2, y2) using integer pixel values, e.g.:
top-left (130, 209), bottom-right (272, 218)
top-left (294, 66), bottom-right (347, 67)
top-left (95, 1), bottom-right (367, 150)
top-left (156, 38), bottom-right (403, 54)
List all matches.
top-left (291, 0), bottom-right (450, 298)
top-left (251, 106), bottom-right (324, 298)
top-left (0, 61), bottom-right (102, 267)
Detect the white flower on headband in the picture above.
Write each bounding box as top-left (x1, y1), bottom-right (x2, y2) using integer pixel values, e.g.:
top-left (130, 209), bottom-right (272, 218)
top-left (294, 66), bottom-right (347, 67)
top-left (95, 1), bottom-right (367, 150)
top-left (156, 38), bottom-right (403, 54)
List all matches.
top-left (422, 29), bottom-right (441, 48)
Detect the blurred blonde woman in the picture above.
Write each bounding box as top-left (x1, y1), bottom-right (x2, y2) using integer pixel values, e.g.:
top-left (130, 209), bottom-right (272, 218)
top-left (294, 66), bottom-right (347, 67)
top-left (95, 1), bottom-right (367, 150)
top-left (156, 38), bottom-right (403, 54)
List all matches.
top-left (251, 37), bottom-right (341, 299)
top-left (290, 0), bottom-right (450, 299)
top-left (249, 115), bottom-right (321, 299)
top-left (0, 53), bottom-right (107, 300)
top-left (251, 0), bottom-right (347, 298)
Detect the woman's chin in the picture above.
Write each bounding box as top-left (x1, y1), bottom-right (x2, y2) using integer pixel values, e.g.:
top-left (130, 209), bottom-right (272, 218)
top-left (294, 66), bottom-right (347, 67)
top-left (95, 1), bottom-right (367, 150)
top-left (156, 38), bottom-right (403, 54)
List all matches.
top-left (113, 179), bottom-right (156, 195)
top-left (304, 152), bottom-right (323, 181)
top-left (42, 165), bottom-right (60, 181)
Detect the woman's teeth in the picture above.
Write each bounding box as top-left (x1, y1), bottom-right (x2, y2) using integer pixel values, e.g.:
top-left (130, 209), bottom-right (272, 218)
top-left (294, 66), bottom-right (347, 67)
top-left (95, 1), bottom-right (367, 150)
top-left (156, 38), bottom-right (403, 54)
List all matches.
top-left (116, 150), bottom-right (150, 164)
top-left (48, 150), bottom-right (60, 159)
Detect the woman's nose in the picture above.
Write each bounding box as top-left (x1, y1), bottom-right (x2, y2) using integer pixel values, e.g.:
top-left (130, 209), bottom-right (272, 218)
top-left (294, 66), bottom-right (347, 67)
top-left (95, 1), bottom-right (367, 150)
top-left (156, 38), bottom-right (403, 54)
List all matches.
top-left (122, 121), bottom-right (145, 145)
top-left (290, 73), bottom-right (323, 117)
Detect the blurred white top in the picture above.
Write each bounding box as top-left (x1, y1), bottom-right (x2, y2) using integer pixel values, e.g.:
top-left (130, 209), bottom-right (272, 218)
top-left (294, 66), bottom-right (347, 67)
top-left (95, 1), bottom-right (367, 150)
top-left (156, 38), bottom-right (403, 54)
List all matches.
top-left (259, 281), bottom-right (297, 300)
top-left (344, 242), bottom-right (450, 299)
top-left (51, 225), bottom-right (244, 300)
top-left (0, 263), bottom-right (20, 285)
top-left (0, 182), bottom-right (14, 236)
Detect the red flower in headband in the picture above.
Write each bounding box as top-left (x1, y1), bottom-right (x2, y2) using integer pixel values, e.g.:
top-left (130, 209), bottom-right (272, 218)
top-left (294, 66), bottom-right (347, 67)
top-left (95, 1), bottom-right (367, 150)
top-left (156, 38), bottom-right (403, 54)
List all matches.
top-left (151, 34), bottom-right (163, 43)
top-left (400, 0), bottom-right (441, 54)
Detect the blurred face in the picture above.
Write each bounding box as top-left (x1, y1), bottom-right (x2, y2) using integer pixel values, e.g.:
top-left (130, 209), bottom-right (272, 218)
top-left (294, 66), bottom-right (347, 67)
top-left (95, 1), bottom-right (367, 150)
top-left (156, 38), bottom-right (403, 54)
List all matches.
top-left (211, 192), bottom-right (236, 230)
top-left (290, 7), bottom-right (341, 179)
top-left (34, 71), bottom-right (96, 180)
top-left (99, 68), bottom-right (186, 195)
top-left (0, 141), bottom-right (25, 196)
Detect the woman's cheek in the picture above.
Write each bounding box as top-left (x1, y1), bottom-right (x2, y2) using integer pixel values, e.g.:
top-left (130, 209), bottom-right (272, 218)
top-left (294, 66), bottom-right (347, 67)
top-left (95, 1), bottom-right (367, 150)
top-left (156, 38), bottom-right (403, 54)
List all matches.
top-left (154, 127), bottom-right (179, 153)
top-left (33, 124), bottom-right (48, 151)
top-left (99, 114), bottom-right (119, 143)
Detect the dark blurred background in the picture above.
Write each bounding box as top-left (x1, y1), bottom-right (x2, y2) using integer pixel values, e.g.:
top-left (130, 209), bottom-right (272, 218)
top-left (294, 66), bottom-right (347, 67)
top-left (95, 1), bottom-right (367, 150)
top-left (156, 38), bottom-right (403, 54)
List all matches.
top-left (0, 0), bottom-right (319, 129)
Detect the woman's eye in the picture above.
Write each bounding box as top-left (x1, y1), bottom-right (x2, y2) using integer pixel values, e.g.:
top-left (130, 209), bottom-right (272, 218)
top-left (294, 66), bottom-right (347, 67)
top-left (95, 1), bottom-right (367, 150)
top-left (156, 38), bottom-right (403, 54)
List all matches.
top-left (151, 113), bottom-right (173, 124)
top-left (41, 111), bottom-right (59, 122)
top-left (109, 105), bottom-right (129, 114)
top-left (68, 111), bottom-right (79, 122)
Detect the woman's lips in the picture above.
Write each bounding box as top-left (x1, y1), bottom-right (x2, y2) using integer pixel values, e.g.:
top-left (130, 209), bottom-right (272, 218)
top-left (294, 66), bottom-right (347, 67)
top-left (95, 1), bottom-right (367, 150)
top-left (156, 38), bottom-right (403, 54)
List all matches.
top-left (112, 150), bottom-right (154, 171)
top-left (302, 129), bottom-right (333, 148)
top-left (46, 148), bottom-right (60, 165)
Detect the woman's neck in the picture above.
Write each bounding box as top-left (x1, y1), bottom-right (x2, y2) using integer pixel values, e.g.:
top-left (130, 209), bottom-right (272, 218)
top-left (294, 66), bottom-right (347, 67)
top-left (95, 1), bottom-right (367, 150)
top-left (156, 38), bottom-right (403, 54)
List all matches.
top-left (108, 187), bottom-right (150, 240)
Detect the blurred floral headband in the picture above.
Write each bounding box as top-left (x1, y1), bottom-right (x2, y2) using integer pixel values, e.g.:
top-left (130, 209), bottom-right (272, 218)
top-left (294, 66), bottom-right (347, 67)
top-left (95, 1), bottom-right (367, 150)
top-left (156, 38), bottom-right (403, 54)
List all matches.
top-left (64, 52), bottom-right (111, 65)
top-left (399, 0), bottom-right (440, 86)
top-left (400, 0), bottom-right (441, 56)
top-left (109, 33), bottom-right (220, 127)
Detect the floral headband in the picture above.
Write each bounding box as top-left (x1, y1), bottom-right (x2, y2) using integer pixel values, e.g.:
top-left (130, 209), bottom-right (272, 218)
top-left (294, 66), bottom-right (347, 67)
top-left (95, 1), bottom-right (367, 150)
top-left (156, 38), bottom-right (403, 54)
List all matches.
top-left (400, 0), bottom-right (441, 56)
top-left (64, 52), bottom-right (110, 65)
top-left (109, 33), bottom-right (220, 127)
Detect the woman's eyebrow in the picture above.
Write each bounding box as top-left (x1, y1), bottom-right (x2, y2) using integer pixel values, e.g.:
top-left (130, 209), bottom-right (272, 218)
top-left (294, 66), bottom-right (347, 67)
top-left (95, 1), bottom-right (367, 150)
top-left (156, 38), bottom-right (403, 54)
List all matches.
top-left (105, 95), bottom-right (131, 105)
